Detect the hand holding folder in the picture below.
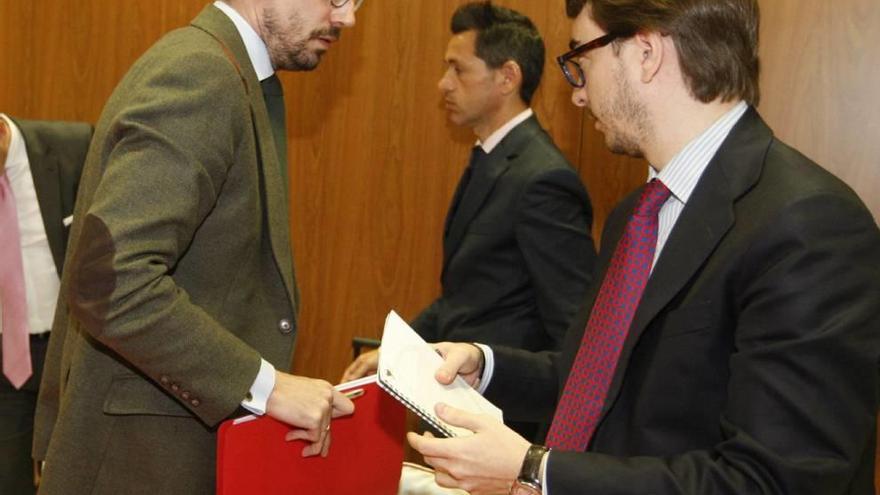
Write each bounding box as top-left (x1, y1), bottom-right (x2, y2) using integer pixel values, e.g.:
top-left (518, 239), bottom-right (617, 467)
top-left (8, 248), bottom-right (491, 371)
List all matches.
top-left (217, 375), bottom-right (406, 495)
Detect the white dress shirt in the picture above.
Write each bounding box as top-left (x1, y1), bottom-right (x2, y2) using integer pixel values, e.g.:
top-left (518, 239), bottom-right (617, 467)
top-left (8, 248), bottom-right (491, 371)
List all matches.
top-left (477, 108), bottom-right (534, 154)
top-left (649, 101), bottom-right (749, 269)
top-left (0, 114), bottom-right (61, 336)
top-left (213, 1), bottom-right (278, 416)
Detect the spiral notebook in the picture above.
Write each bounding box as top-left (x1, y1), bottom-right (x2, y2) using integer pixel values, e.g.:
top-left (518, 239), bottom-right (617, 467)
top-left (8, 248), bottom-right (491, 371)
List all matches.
top-left (376, 310), bottom-right (503, 437)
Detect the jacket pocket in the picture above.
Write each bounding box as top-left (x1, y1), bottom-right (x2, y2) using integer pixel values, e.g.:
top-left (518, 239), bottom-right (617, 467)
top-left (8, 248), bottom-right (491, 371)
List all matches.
top-left (103, 374), bottom-right (192, 417)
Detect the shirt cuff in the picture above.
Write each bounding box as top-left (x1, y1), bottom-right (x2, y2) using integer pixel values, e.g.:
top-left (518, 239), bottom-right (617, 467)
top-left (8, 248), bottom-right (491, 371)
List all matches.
top-left (473, 343), bottom-right (494, 395)
top-left (241, 358), bottom-right (275, 415)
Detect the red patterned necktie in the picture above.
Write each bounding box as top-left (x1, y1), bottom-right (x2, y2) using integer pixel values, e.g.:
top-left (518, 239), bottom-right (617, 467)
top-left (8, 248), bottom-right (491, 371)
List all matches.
top-left (0, 171), bottom-right (32, 389)
top-left (546, 179), bottom-right (671, 451)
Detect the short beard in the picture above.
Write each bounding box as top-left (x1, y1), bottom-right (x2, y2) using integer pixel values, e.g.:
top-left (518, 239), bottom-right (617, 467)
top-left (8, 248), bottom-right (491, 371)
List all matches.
top-left (604, 60), bottom-right (649, 158)
top-left (261, 9), bottom-right (340, 72)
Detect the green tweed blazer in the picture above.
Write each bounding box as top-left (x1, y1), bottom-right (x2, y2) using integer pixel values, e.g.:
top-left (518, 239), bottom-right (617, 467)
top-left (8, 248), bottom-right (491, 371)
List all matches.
top-left (33, 6), bottom-right (299, 494)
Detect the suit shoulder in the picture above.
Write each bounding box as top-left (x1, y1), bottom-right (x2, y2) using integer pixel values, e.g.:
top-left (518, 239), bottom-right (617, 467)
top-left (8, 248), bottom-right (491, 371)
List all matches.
top-left (119, 25), bottom-right (245, 98)
top-left (508, 130), bottom-right (578, 181)
top-left (756, 138), bottom-right (867, 211)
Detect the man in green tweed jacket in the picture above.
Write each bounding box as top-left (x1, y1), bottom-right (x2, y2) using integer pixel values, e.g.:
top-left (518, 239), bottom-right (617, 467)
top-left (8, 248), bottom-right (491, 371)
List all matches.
top-left (33, 1), bottom-right (362, 493)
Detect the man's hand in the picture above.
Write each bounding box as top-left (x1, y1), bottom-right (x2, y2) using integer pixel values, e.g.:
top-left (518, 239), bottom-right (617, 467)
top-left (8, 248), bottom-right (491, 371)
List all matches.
top-left (340, 348), bottom-right (379, 382)
top-left (433, 342), bottom-right (485, 388)
top-left (407, 403), bottom-right (530, 495)
top-left (266, 371), bottom-right (355, 457)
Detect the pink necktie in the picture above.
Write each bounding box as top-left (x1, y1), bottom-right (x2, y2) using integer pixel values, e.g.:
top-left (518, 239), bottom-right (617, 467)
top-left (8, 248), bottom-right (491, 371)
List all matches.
top-left (0, 171), bottom-right (32, 389)
top-left (546, 179), bottom-right (670, 451)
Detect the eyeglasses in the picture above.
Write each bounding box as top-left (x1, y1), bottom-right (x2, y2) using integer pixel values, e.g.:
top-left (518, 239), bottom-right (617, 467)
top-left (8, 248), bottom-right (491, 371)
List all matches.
top-left (330, 0), bottom-right (365, 11)
top-left (556, 32), bottom-right (629, 88)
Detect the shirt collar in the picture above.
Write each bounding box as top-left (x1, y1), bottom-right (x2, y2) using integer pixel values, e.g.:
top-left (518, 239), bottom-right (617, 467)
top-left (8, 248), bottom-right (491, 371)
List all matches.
top-left (1, 114), bottom-right (27, 179)
top-left (477, 108), bottom-right (534, 154)
top-left (213, 1), bottom-right (275, 81)
top-left (649, 101), bottom-right (749, 205)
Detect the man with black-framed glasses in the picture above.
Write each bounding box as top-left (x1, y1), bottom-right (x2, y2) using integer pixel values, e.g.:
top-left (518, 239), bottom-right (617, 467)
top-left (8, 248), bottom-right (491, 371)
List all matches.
top-left (409, 0), bottom-right (880, 494)
top-left (33, 1), bottom-right (362, 493)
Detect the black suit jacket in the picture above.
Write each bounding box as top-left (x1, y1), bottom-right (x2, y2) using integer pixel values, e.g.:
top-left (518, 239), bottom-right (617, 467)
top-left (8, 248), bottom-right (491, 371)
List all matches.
top-left (412, 116), bottom-right (596, 353)
top-left (13, 118), bottom-right (92, 275)
top-left (487, 108), bottom-right (880, 494)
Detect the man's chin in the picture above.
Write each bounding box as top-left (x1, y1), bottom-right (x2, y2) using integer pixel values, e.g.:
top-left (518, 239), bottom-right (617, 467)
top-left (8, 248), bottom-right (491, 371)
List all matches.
top-left (278, 51), bottom-right (324, 72)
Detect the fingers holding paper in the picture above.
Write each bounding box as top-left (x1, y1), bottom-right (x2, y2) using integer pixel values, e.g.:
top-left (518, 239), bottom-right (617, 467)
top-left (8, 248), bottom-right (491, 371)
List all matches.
top-left (266, 372), bottom-right (355, 457)
top-left (407, 402), bottom-right (530, 495)
top-left (432, 342), bottom-right (485, 388)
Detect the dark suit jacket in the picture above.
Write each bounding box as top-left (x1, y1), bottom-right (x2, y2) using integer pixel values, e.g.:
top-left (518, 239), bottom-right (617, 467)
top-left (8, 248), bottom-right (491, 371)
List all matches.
top-left (13, 119), bottom-right (93, 274)
top-left (33, 6), bottom-right (297, 495)
top-left (487, 108), bottom-right (880, 494)
top-left (412, 116), bottom-right (596, 353)
top-left (13, 119), bottom-right (92, 277)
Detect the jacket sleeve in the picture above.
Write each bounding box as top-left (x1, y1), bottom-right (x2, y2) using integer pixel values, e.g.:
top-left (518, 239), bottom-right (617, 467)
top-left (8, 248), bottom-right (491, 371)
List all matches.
top-left (514, 167), bottom-right (596, 348)
top-left (411, 298), bottom-right (441, 342)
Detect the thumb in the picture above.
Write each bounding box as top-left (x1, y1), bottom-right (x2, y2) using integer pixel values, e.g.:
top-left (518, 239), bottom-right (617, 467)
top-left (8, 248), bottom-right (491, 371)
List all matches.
top-left (434, 345), bottom-right (469, 385)
top-left (435, 402), bottom-right (485, 433)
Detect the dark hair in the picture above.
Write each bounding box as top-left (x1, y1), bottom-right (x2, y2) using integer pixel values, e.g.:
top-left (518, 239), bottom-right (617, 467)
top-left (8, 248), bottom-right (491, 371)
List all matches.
top-left (565, 0), bottom-right (760, 105)
top-left (451, 2), bottom-right (545, 104)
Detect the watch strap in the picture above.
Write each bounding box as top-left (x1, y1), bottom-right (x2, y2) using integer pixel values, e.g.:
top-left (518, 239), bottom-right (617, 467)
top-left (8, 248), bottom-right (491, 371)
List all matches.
top-left (517, 444), bottom-right (549, 487)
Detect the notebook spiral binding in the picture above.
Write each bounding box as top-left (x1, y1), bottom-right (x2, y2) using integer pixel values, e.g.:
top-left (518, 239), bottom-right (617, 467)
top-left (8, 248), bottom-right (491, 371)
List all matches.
top-left (378, 369), bottom-right (456, 438)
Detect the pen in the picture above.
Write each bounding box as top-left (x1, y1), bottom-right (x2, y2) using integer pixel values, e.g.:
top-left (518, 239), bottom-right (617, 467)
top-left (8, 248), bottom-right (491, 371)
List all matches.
top-left (344, 388), bottom-right (365, 400)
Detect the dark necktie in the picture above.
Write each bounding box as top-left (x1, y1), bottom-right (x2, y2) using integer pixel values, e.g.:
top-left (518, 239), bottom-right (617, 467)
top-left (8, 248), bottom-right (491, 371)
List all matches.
top-left (260, 74), bottom-right (288, 188)
top-left (0, 172), bottom-right (32, 389)
top-left (546, 179), bottom-right (671, 451)
top-left (444, 146), bottom-right (487, 236)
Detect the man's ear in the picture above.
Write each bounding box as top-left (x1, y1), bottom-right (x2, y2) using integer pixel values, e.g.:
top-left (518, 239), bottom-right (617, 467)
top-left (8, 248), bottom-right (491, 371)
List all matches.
top-left (496, 60), bottom-right (523, 97)
top-left (631, 31), bottom-right (665, 84)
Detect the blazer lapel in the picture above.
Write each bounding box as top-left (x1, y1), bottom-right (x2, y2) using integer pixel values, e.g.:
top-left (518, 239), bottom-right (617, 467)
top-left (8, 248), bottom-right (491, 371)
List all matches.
top-left (442, 117), bottom-right (543, 268)
top-left (17, 122), bottom-right (67, 274)
top-left (192, 6), bottom-right (298, 309)
top-left (596, 108), bottom-right (773, 421)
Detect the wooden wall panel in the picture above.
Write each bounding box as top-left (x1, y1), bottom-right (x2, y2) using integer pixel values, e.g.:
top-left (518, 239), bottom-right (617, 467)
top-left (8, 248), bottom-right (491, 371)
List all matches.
top-left (1, 1), bottom-right (203, 122)
top-left (758, 0), bottom-right (880, 219)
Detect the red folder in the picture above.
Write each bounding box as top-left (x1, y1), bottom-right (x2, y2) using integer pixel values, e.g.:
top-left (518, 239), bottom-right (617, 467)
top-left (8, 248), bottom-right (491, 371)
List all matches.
top-left (217, 375), bottom-right (406, 495)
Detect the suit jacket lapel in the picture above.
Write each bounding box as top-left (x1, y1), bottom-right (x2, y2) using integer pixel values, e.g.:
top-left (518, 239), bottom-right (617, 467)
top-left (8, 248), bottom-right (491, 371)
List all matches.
top-left (191, 6), bottom-right (298, 309)
top-left (442, 117), bottom-right (542, 268)
top-left (17, 121), bottom-right (66, 274)
top-left (595, 108), bottom-right (773, 422)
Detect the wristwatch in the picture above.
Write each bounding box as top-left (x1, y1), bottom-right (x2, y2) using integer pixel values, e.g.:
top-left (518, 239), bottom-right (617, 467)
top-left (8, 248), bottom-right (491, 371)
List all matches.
top-left (509, 444), bottom-right (549, 495)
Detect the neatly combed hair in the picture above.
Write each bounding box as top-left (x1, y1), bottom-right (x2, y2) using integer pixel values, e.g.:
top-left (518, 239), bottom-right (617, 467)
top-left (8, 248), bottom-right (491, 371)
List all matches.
top-left (451, 1), bottom-right (545, 104)
top-left (565, 0), bottom-right (761, 105)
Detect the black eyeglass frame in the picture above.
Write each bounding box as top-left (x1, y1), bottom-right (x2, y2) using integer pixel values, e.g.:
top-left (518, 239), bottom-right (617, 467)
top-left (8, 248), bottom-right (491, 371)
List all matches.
top-left (330, 0), bottom-right (364, 10)
top-left (556, 32), bottom-right (630, 88)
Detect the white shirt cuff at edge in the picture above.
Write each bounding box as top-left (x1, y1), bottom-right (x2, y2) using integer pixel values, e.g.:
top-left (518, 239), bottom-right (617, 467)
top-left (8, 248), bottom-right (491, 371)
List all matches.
top-left (241, 358), bottom-right (275, 415)
top-left (472, 343), bottom-right (494, 395)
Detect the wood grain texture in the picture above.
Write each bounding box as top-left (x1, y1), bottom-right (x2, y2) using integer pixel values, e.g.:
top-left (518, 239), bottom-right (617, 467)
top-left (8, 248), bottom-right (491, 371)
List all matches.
top-left (758, 0), bottom-right (880, 219)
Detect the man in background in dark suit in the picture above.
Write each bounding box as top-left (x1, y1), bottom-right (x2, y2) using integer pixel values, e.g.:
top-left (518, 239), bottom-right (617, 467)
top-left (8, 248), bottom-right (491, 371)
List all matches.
top-left (408, 0), bottom-right (880, 494)
top-left (33, 1), bottom-right (361, 493)
top-left (342, 1), bottom-right (596, 440)
top-left (0, 115), bottom-right (91, 495)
